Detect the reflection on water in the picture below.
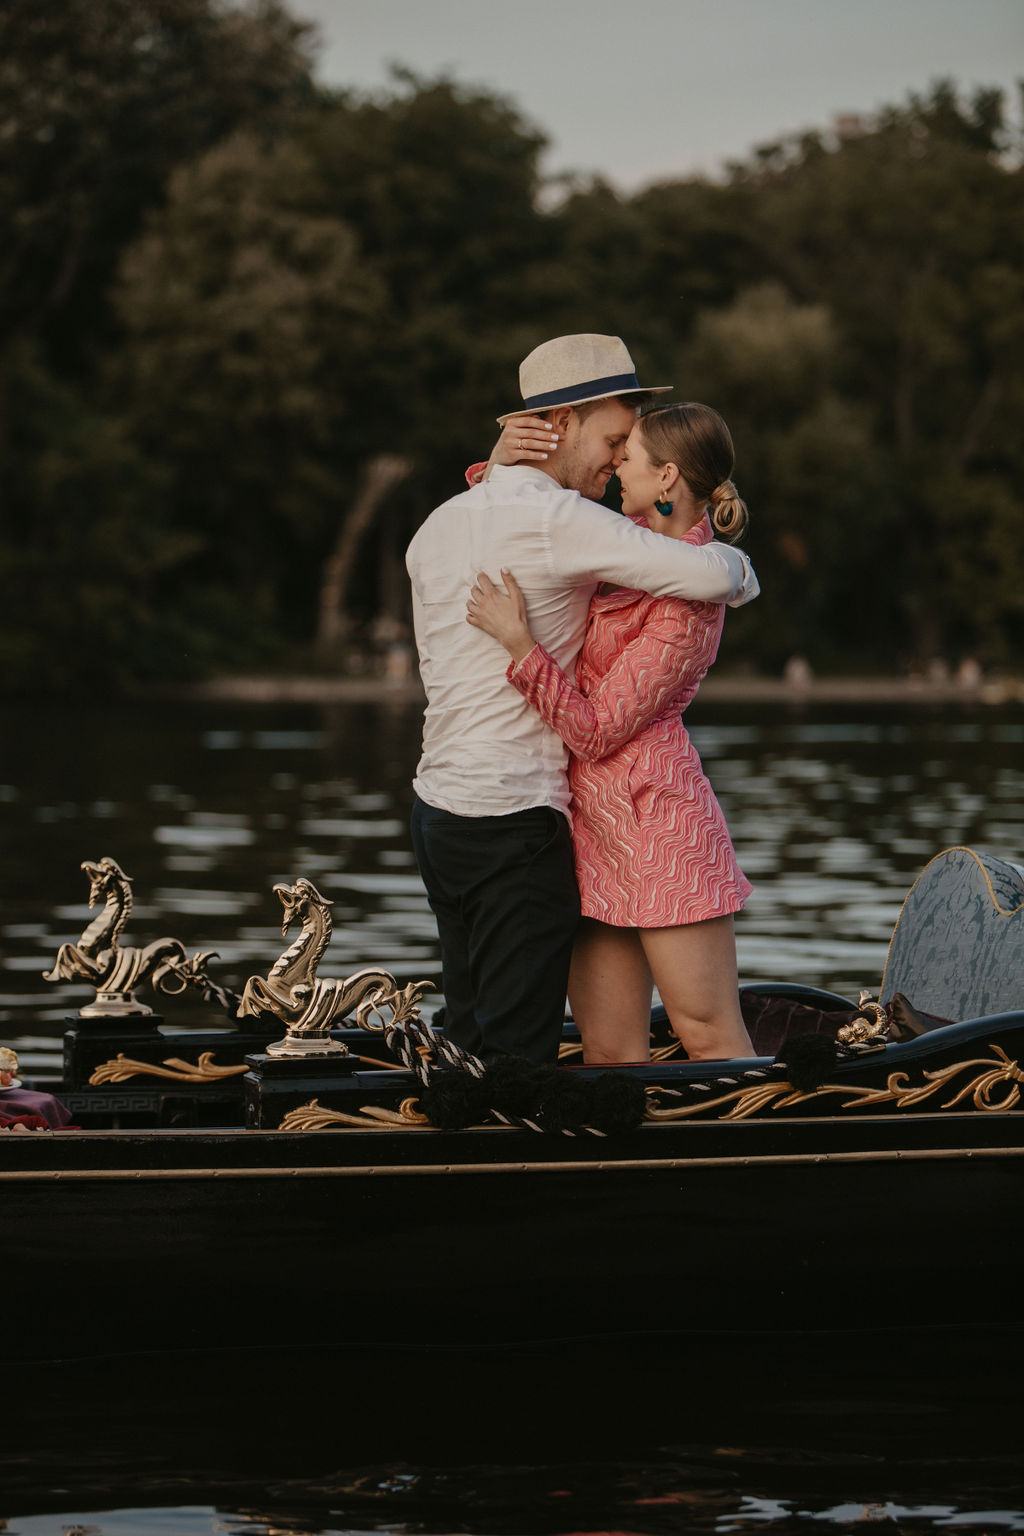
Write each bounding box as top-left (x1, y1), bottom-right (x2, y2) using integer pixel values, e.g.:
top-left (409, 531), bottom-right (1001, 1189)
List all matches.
top-left (2, 699), bottom-right (1023, 1072)
top-left (5, 1450), bottom-right (1024, 1534)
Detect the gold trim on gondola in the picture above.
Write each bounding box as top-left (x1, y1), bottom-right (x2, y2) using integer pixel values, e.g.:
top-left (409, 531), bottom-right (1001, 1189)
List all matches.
top-left (6, 1145), bottom-right (1024, 1182)
top-left (88, 1052), bottom-right (250, 1086)
top-left (272, 1046), bottom-right (1024, 1131)
top-left (644, 1044), bottom-right (1024, 1122)
top-left (277, 1095), bottom-right (433, 1131)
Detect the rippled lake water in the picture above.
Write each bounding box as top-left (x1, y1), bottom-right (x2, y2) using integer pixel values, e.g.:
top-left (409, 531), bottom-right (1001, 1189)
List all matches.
top-left (2, 696), bottom-right (1023, 1071)
top-left (2, 695), bottom-right (1023, 1533)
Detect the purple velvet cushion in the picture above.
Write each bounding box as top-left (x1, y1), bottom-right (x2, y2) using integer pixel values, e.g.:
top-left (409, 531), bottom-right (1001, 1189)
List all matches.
top-left (0, 1088), bottom-right (74, 1128)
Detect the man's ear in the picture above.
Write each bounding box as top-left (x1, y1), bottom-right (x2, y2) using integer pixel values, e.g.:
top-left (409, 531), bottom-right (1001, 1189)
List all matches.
top-left (547, 406), bottom-right (573, 437)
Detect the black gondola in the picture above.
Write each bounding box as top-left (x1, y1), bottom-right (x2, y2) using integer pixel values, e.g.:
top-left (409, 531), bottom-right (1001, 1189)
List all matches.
top-left (3, 844), bottom-right (1023, 1403)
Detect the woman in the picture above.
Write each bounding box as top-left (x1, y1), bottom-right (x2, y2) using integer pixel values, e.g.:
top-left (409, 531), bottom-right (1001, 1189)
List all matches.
top-left (466, 402), bottom-right (753, 1064)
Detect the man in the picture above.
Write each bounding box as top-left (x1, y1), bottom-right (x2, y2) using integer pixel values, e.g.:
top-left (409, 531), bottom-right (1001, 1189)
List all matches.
top-left (406, 334), bottom-right (758, 1065)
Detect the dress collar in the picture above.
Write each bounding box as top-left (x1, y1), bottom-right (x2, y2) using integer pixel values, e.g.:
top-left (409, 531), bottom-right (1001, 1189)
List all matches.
top-left (628, 509), bottom-right (713, 545)
top-left (680, 512), bottom-right (714, 547)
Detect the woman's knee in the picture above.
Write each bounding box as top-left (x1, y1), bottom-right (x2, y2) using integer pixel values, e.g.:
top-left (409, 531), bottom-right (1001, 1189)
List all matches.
top-left (669, 1010), bottom-right (752, 1060)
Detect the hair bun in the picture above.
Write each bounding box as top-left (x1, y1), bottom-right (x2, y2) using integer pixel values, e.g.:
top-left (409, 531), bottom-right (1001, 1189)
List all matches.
top-left (709, 480), bottom-right (748, 541)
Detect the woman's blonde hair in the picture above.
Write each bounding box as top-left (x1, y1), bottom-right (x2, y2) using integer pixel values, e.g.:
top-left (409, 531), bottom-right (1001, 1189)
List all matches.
top-left (637, 402), bottom-right (749, 542)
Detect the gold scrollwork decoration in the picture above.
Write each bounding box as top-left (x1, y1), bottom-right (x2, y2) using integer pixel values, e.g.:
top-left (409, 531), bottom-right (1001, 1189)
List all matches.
top-left (644, 1044), bottom-right (1024, 1123)
top-left (355, 979), bottom-right (435, 1033)
top-left (277, 1095), bottom-right (432, 1132)
top-left (89, 1052), bottom-right (250, 1086)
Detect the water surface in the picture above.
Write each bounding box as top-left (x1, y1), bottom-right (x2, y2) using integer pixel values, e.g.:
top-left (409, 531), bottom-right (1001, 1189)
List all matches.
top-left (2, 698), bottom-right (1022, 1069)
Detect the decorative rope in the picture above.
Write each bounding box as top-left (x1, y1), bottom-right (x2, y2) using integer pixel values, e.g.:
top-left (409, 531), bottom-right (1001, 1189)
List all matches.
top-left (372, 1009), bottom-right (597, 1135)
top-left (647, 1062), bottom-right (782, 1104)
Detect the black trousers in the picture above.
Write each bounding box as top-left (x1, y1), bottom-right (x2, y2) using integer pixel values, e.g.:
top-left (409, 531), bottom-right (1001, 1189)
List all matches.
top-left (410, 796), bottom-right (581, 1065)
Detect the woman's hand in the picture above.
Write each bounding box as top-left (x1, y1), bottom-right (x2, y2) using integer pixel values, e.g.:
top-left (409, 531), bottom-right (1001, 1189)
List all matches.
top-left (491, 414), bottom-right (562, 468)
top-left (466, 570), bottom-right (536, 665)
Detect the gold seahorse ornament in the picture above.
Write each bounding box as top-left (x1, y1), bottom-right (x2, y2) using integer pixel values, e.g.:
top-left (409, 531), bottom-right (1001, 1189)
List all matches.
top-left (237, 877), bottom-right (399, 1057)
top-left (42, 857), bottom-right (207, 1017)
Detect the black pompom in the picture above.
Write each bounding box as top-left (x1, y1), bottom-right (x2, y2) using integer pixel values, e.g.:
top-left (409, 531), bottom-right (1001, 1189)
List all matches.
top-left (419, 1055), bottom-right (648, 1135)
top-left (534, 1070), bottom-right (592, 1133)
top-left (775, 1033), bottom-right (838, 1092)
top-left (419, 1072), bottom-right (490, 1130)
top-left (587, 1071), bottom-right (647, 1135)
top-left (483, 1054), bottom-right (547, 1116)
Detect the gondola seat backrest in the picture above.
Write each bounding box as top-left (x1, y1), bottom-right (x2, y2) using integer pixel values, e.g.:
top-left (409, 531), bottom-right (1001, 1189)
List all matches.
top-left (880, 846), bottom-right (1024, 1023)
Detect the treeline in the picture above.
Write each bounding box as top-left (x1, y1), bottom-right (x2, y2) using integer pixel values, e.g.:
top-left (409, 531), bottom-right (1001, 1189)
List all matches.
top-left (1, 0), bottom-right (1022, 692)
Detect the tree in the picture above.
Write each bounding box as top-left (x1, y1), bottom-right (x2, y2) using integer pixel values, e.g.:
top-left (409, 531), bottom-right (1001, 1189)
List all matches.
top-left (0, 0), bottom-right (318, 689)
top-left (0, 0), bottom-right (313, 369)
top-left (296, 70), bottom-right (561, 460)
top-left (0, 341), bottom-right (200, 690)
top-left (680, 283), bottom-right (886, 669)
top-left (113, 132), bottom-right (386, 659)
top-left (728, 81), bottom-right (1024, 663)
top-left (109, 73), bottom-right (566, 662)
top-left (4, 46), bottom-right (1021, 689)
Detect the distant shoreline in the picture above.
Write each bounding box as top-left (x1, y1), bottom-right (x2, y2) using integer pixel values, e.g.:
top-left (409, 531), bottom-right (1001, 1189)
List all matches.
top-left (170, 673), bottom-right (1024, 708)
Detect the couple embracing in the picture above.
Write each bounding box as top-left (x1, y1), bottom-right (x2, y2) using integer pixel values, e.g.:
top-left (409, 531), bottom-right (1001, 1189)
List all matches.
top-left (406, 334), bottom-right (758, 1069)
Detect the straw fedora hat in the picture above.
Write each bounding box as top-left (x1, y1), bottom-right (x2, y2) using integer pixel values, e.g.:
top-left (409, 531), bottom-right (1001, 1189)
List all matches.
top-left (497, 334), bottom-right (671, 424)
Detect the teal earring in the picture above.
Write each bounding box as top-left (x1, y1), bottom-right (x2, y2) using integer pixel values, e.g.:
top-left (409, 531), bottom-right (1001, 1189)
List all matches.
top-left (654, 496), bottom-right (674, 517)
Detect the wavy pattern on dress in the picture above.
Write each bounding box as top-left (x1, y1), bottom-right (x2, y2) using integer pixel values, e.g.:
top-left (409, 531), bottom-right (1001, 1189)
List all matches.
top-left (508, 514), bottom-right (751, 928)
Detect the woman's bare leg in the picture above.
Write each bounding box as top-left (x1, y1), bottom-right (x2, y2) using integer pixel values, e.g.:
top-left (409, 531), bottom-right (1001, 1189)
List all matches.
top-left (568, 918), bottom-right (653, 1063)
top-left (639, 914), bottom-right (753, 1060)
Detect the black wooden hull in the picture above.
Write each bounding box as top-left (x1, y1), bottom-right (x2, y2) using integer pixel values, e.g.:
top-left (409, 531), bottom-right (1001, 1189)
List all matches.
top-left (6, 1105), bottom-right (1023, 1369)
top-left (6, 993), bottom-right (1024, 1438)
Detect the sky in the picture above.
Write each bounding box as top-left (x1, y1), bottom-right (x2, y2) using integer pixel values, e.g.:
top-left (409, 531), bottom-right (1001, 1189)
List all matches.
top-left (288, 0), bottom-right (1023, 188)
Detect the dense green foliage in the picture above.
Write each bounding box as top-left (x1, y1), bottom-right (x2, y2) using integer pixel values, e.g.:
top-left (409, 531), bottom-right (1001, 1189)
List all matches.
top-left (1, 1), bottom-right (1021, 691)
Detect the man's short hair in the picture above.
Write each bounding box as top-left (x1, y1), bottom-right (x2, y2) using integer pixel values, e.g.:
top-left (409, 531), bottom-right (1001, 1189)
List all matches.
top-left (571, 392), bottom-right (654, 423)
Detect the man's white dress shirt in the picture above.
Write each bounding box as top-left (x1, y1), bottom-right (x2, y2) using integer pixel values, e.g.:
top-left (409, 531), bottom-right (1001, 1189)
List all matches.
top-left (406, 464), bottom-right (759, 821)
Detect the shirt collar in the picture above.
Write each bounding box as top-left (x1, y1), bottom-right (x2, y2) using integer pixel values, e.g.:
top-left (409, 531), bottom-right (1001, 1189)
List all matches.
top-left (488, 463), bottom-right (566, 490)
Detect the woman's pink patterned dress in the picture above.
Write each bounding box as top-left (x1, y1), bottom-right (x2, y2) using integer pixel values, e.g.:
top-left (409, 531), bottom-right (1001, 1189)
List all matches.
top-left (508, 513), bottom-right (751, 928)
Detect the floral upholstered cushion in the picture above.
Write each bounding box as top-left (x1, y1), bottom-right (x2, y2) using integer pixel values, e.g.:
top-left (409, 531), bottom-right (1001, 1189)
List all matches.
top-left (880, 847), bottom-right (1024, 1022)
